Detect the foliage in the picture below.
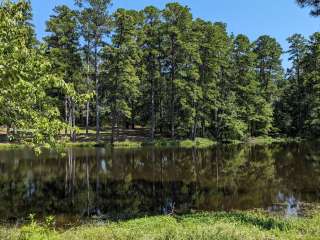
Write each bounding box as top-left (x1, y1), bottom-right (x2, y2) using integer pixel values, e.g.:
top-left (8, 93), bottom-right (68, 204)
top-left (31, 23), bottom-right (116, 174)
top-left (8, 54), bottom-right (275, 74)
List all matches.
top-left (296, 0), bottom-right (320, 16)
top-left (277, 32), bottom-right (320, 138)
top-left (19, 214), bottom-right (58, 240)
top-left (2, 0), bottom-right (320, 145)
top-left (44, 4), bottom-right (84, 142)
top-left (101, 8), bottom-right (142, 143)
top-left (0, 0), bottom-right (67, 148)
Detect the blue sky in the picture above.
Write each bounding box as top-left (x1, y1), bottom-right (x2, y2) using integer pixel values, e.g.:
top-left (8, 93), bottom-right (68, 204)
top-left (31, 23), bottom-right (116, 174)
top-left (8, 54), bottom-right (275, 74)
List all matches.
top-left (31, 0), bottom-right (320, 68)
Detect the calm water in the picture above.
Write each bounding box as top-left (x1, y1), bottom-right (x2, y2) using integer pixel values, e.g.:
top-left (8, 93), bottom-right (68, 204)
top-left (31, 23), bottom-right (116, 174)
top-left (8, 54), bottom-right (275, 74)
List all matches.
top-left (0, 143), bottom-right (320, 224)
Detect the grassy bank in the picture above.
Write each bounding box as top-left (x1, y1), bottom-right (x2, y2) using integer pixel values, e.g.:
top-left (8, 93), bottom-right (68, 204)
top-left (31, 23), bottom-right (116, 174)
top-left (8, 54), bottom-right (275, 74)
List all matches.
top-left (0, 143), bottom-right (25, 149)
top-left (62, 138), bottom-right (216, 149)
top-left (64, 141), bottom-right (101, 148)
top-left (145, 138), bottom-right (216, 148)
top-left (1, 211), bottom-right (320, 240)
top-left (121, 136), bottom-right (301, 148)
top-left (0, 136), bottom-right (303, 150)
top-left (245, 136), bottom-right (302, 145)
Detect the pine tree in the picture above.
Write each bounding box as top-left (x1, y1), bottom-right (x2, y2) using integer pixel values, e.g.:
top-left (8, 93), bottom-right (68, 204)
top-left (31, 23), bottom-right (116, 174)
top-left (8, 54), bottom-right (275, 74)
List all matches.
top-left (232, 34), bottom-right (273, 137)
top-left (162, 3), bottom-right (194, 139)
top-left (101, 9), bottom-right (141, 143)
top-left (76, 0), bottom-right (112, 141)
top-left (278, 34), bottom-right (307, 136)
top-left (254, 35), bottom-right (283, 103)
top-left (214, 30), bottom-right (246, 141)
top-left (193, 20), bottom-right (219, 138)
top-left (140, 6), bottom-right (163, 140)
top-left (296, 0), bottom-right (320, 16)
top-left (45, 5), bottom-right (82, 141)
top-left (303, 33), bottom-right (320, 136)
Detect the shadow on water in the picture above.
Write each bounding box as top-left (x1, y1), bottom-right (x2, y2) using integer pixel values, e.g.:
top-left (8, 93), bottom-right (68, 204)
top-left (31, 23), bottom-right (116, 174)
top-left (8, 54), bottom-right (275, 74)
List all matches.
top-left (0, 142), bottom-right (319, 226)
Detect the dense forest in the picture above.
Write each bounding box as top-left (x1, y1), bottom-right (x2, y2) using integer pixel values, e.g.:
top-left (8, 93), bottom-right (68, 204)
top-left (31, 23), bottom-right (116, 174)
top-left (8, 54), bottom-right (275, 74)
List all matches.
top-left (1, 0), bottom-right (320, 146)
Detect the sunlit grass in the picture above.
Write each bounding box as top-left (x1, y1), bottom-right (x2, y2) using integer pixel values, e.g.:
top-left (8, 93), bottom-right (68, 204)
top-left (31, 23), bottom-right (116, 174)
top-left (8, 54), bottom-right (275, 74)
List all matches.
top-left (0, 143), bottom-right (25, 149)
top-left (63, 141), bottom-right (100, 148)
top-left (2, 211), bottom-right (320, 240)
top-left (113, 140), bottom-right (142, 148)
top-left (246, 136), bottom-right (288, 145)
top-left (63, 138), bottom-right (215, 149)
top-left (150, 138), bottom-right (216, 148)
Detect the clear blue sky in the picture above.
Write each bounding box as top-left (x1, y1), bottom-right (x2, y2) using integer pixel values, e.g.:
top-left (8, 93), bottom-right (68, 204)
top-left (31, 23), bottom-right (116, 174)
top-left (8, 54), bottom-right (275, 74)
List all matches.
top-left (31, 0), bottom-right (319, 68)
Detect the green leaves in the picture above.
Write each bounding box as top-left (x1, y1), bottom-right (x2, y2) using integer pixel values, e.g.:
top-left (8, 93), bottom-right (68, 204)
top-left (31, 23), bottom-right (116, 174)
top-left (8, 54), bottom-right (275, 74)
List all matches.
top-left (277, 32), bottom-right (320, 138)
top-left (101, 8), bottom-right (141, 140)
top-left (0, 1), bottom-right (69, 147)
top-left (2, 0), bottom-right (320, 145)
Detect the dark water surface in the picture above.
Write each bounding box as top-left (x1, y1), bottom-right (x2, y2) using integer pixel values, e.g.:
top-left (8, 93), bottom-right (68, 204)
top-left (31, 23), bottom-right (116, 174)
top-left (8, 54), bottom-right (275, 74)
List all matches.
top-left (0, 143), bottom-right (320, 224)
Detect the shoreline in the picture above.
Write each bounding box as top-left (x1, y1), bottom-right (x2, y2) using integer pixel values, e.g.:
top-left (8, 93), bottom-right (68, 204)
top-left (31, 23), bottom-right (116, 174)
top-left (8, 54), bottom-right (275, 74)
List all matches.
top-left (0, 136), bottom-right (305, 150)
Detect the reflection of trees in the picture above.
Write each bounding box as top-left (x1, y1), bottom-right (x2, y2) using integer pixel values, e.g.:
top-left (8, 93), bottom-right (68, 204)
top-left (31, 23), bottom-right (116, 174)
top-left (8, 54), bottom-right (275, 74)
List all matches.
top-left (273, 142), bottom-right (320, 203)
top-left (0, 144), bottom-right (319, 221)
top-left (191, 145), bottom-right (279, 211)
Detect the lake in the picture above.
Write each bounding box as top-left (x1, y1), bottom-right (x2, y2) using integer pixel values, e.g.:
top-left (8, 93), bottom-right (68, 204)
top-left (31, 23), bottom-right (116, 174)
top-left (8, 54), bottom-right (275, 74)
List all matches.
top-left (0, 142), bottom-right (319, 225)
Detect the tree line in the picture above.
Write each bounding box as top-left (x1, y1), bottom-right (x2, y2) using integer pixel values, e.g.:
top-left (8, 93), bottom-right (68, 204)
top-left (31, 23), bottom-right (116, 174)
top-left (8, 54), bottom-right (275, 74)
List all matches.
top-left (0, 0), bottom-right (320, 145)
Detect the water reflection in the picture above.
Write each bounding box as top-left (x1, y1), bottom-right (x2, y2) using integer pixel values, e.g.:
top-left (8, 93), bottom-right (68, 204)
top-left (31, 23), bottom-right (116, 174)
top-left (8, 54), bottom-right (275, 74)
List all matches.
top-left (0, 143), bottom-right (319, 223)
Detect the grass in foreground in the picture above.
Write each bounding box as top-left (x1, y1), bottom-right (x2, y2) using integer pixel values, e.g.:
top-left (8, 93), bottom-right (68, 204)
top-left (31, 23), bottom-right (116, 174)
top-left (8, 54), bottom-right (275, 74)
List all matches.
top-left (1, 211), bottom-right (320, 240)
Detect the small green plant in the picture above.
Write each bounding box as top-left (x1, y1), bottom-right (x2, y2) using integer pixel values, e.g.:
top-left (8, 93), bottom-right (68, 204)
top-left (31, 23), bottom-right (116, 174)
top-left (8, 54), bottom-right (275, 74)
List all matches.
top-left (19, 214), bottom-right (58, 240)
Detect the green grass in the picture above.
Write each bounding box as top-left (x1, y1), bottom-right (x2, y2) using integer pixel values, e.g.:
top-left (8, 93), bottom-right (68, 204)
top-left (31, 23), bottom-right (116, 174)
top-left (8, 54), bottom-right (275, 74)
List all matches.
top-left (179, 138), bottom-right (216, 148)
top-left (113, 140), bottom-right (143, 148)
top-left (59, 138), bottom-right (216, 150)
top-left (0, 136), bottom-right (304, 151)
top-left (1, 211), bottom-right (320, 240)
top-left (246, 136), bottom-right (288, 145)
top-left (148, 138), bottom-right (216, 148)
top-left (63, 141), bottom-right (100, 148)
top-left (0, 143), bottom-right (26, 149)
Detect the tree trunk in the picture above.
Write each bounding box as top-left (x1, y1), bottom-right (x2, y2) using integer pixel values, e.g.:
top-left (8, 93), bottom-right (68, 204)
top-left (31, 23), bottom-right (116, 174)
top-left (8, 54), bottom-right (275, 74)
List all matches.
top-left (94, 43), bottom-right (100, 141)
top-left (214, 108), bottom-right (218, 139)
top-left (72, 100), bottom-right (76, 142)
top-left (86, 101), bottom-right (90, 136)
top-left (192, 116), bottom-right (197, 141)
top-left (85, 39), bottom-right (91, 137)
top-left (69, 99), bottom-right (73, 141)
top-left (116, 111), bottom-right (120, 141)
top-left (111, 116), bottom-right (115, 145)
top-left (170, 91), bottom-right (175, 139)
top-left (131, 103), bottom-right (135, 129)
top-left (151, 74), bottom-right (155, 141)
top-left (6, 125), bottom-right (10, 136)
top-left (170, 37), bottom-right (176, 140)
top-left (65, 97), bottom-right (69, 135)
top-left (201, 119), bottom-right (205, 138)
top-left (191, 96), bottom-right (197, 140)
